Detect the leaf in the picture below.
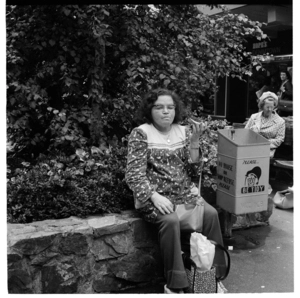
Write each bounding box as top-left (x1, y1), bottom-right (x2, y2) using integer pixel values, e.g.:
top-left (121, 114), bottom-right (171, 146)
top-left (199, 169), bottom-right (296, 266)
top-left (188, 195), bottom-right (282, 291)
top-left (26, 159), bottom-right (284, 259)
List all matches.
top-left (49, 39), bottom-right (56, 46)
top-left (175, 67), bottom-right (181, 74)
top-left (76, 148), bottom-right (87, 160)
top-left (159, 74), bottom-right (166, 79)
top-left (63, 8), bottom-right (71, 16)
top-left (119, 45), bottom-right (126, 52)
top-left (29, 102), bottom-right (36, 108)
top-left (103, 9), bottom-right (109, 16)
top-left (91, 146), bottom-right (103, 155)
top-left (10, 98), bottom-right (16, 105)
top-left (65, 135), bottom-right (74, 140)
top-left (164, 79), bottom-right (170, 86)
top-left (60, 115), bottom-right (66, 122)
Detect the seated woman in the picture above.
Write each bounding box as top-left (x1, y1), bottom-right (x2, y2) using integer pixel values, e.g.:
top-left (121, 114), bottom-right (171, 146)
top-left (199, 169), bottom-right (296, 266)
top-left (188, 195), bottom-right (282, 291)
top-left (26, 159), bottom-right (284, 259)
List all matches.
top-left (245, 91), bottom-right (285, 158)
top-left (125, 88), bottom-right (226, 294)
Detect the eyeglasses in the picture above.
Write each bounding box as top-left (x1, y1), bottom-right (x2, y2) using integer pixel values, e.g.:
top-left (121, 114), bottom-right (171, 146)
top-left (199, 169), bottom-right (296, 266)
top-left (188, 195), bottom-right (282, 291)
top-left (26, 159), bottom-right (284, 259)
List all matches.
top-left (152, 104), bottom-right (176, 111)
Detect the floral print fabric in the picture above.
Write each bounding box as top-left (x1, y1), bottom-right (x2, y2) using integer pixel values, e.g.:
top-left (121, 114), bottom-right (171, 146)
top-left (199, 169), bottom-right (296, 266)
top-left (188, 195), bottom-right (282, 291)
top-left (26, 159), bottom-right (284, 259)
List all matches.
top-left (245, 111), bottom-right (285, 157)
top-left (125, 123), bottom-right (202, 223)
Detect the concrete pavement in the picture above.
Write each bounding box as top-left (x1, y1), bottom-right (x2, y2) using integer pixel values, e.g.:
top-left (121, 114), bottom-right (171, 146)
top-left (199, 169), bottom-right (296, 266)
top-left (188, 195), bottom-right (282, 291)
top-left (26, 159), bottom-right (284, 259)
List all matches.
top-left (119, 187), bottom-right (294, 294)
top-left (222, 193), bottom-right (294, 293)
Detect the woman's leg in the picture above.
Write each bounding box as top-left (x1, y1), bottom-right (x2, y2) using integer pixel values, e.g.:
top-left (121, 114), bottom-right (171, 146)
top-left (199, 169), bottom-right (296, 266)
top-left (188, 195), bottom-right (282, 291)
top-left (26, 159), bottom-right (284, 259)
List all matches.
top-left (154, 211), bottom-right (189, 290)
top-left (180, 201), bottom-right (227, 278)
top-left (201, 201), bottom-right (227, 277)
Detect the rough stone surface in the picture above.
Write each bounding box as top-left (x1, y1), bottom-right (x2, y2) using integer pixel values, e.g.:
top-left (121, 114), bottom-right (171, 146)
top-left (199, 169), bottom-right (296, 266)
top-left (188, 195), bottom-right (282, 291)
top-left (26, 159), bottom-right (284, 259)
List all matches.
top-left (58, 233), bottom-right (89, 255)
top-left (7, 211), bottom-right (163, 293)
top-left (8, 269), bottom-right (33, 294)
top-left (110, 250), bottom-right (159, 282)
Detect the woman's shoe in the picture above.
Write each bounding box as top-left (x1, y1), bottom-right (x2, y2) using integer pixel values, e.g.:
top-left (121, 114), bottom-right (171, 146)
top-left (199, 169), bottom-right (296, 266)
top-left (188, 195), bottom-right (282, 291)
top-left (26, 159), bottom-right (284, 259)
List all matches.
top-left (164, 284), bottom-right (184, 294)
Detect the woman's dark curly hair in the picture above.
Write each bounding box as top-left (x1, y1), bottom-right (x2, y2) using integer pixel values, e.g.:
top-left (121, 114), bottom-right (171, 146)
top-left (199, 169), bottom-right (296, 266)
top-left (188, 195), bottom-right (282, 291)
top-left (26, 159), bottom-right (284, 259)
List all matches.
top-left (135, 88), bottom-right (186, 124)
top-left (280, 70), bottom-right (292, 82)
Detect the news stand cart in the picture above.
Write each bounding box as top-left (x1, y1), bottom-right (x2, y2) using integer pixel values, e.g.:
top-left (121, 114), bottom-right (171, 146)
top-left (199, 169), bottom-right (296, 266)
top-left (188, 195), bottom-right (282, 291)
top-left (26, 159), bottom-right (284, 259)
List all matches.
top-left (216, 128), bottom-right (270, 238)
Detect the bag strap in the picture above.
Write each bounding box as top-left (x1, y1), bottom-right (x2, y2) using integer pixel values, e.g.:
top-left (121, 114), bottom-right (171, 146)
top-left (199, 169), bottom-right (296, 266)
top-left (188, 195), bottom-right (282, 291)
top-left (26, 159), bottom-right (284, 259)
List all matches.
top-left (209, 240), bottom-right (231, 281)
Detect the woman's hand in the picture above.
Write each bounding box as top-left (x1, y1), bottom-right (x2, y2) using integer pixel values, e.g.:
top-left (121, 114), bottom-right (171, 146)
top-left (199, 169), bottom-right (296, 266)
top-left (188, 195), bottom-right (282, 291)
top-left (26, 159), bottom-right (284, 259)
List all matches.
top-left (189, 188), bottom-right (204, 206)
top-left (189, 118), bottom-right (207, 145)
top-left (150, 192), bottom-right (174, 215)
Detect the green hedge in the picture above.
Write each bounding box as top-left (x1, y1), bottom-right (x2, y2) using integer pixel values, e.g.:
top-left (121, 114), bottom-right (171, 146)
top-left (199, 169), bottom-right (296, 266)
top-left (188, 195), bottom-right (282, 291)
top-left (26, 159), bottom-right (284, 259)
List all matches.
top-left (7, 145), bottom-right (134, 223)
top-left (7, 117), bottom-right (228, 224)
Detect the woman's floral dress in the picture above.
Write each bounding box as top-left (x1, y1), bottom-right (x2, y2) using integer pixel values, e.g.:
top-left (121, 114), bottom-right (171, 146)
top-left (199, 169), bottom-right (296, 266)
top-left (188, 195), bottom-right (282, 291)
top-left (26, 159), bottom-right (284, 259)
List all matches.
top-left (125, 123), bottom-right (202, 223)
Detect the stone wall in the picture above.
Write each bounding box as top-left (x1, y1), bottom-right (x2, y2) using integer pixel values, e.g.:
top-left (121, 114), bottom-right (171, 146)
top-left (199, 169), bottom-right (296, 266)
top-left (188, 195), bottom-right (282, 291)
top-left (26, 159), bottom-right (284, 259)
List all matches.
top-left (7, 210), bottom-right (164, 294)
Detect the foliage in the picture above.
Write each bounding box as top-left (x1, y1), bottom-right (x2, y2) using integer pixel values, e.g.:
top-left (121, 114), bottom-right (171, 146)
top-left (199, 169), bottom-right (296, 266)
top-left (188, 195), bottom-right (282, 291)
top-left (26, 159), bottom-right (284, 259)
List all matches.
top-left (7, 4), bottom-right (270, 222)
top-left (7, 145), bottom-right (133, 223)
top-left (183, 111), bottom-right (229, 199)
top-left (7, 4), bottom-right (269, 159)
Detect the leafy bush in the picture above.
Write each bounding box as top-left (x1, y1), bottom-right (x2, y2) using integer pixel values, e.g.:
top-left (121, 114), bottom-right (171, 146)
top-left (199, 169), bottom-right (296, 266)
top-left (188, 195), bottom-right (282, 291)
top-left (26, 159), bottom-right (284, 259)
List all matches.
top-left (7, 4), bottom-right (268, 160)
top-left (7, 4), bottom-right (269, 222)
top-left (7, 144), bottom-right (134, 223)
top-left (7, 115), bottom-right (227, 223)
top-left (183, 112), bottom-right (229, 205)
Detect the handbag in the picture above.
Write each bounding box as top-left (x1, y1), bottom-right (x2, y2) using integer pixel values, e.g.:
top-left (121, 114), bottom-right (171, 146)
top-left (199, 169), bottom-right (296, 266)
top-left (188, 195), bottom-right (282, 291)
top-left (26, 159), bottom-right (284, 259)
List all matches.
top-left (175, 171), bottom-right (204, 233)
top-left (278, 99), bottom-right (293, 113)
top-left (273, 189), bottom-right (293, 209)
top-left (182, 240), bottom-right (231, 293)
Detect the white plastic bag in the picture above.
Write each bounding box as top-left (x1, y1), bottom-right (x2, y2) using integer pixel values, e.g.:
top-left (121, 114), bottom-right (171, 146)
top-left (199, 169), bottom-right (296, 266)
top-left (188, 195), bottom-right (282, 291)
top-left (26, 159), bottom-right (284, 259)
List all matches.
top-left (190, 232), bottom-right (215, 271)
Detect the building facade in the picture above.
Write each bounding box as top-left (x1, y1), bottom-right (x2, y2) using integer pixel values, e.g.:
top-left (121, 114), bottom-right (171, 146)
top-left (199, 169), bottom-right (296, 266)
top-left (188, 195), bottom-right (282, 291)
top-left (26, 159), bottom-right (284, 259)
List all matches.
top-left (198, 4), bottom-right (293, 123)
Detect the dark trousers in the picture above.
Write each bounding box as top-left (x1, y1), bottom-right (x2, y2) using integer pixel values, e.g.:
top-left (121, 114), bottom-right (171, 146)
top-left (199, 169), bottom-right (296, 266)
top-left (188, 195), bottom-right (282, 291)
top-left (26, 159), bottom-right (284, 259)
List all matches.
top-left (153, 200), bottom-right (225, 289)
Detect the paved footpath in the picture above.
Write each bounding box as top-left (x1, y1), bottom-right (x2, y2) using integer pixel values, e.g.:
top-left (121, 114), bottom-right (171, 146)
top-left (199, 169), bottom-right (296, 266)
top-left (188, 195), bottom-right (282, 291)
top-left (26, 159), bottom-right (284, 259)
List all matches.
top-left (120, 188), bottom-right (294, 294)
top-left (222, 196), bottom-right (294, 293)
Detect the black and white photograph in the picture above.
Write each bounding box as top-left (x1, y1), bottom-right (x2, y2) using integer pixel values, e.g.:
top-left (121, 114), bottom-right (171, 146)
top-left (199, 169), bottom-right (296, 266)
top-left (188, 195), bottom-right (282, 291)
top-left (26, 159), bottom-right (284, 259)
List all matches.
top-left (4, 1), bottom-right (296, 295)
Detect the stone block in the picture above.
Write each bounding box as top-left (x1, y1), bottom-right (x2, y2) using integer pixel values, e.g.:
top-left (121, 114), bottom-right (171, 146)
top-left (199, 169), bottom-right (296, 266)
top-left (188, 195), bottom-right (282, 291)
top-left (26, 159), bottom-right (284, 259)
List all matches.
top-left (11, 234), bottom-right (56, 255)
top-left (8, 269), bottom-right (33, 293)
top-left (58, 233), bottom-right (89, 256)
top-left (109, 250), bottom-right (159, 283)
top-left (30, 250), bottom-right (59, 266)
top-left (7, 225), bottom-right (37, 235)
top-left (131, 218), bottom-right (157, 248)
top-left (7, 212), bottom-right (163, 294)
top-left (93, 274), bottom-right (123, 293)
top-left (89, 216), bottom-right (130, 237)
top-left (41, 262), bottom-right (79, 293)
top-left (7, 251), bottom-right (22, 269)
top-left (90, 239), bottom-right (120, 261)
top-left (105, 233), bottom-right (130, 255)
top-left (31, 216), bottom-right (83, 230)
top-left (92, 262), bottom-right (127, 293)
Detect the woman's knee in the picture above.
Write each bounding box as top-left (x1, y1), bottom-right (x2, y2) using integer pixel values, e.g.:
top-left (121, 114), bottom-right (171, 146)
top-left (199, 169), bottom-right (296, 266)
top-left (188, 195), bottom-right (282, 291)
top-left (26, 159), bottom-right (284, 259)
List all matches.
top-left (204, 202), bottom-right (218, 217)
top-left (203, 202), bottom-right (219, 225)
top-left (157, 212), bottom-right (180, 233)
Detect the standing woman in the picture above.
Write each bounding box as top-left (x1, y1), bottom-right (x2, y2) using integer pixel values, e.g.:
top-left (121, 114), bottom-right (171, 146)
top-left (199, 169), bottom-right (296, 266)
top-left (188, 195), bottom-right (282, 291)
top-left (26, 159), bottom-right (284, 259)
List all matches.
top-left (125, 88), bottom-right (226, 293)
top-left (277, 70), bottom-right (293, 117)
top-left (278, 70), bottom-right (293, 101)
top-left (245, 91), bottom-right (285, 158)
